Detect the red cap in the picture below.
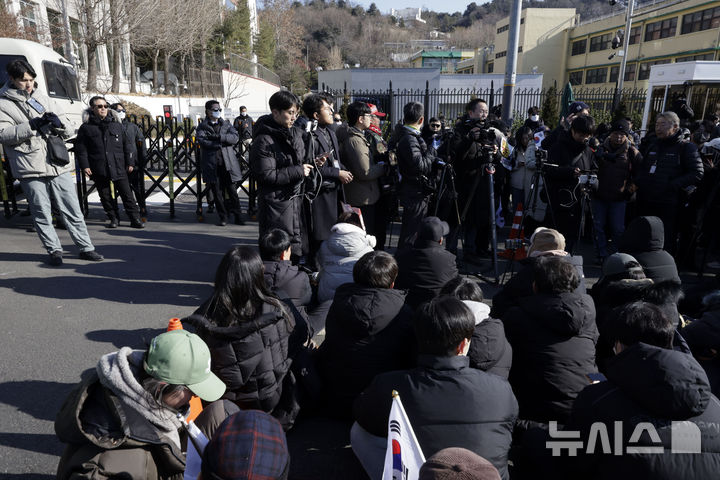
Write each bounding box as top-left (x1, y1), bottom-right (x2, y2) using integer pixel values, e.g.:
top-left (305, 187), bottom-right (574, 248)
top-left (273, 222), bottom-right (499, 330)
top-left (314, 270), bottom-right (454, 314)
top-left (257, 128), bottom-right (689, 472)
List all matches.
top-left (367, 103), bottom-right (386, 117)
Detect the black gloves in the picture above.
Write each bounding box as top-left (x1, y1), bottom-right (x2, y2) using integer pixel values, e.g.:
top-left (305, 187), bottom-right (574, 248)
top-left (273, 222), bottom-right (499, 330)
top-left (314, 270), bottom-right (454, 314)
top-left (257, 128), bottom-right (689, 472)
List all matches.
top-left (29, 116), bottom-right (46, 131)
top-left (29, 112), bottom-right (64, 132)
top-left (43, 112), bottom-right (64, 129)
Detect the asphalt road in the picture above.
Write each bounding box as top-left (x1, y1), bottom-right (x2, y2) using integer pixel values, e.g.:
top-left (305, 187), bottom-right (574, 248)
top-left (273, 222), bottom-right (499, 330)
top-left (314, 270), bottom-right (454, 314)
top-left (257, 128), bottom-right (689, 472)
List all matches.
top-left (0, 201), bottom-right (254, 477)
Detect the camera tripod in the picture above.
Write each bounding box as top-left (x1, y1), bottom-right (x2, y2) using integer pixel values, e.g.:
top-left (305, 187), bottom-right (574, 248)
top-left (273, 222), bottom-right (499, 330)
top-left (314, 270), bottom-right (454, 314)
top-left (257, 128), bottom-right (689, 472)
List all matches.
top-left (570, 174), bottom-right (598, 257)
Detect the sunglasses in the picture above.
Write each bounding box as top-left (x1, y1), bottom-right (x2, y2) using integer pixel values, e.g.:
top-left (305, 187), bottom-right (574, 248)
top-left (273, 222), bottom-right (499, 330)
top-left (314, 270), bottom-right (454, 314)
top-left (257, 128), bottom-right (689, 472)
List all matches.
top-left (94, 104), bottom-right (109, 109)
top-left (430, 124), bottom-right (441, 128)
top-left (211, 108), bottom-right (222, 112)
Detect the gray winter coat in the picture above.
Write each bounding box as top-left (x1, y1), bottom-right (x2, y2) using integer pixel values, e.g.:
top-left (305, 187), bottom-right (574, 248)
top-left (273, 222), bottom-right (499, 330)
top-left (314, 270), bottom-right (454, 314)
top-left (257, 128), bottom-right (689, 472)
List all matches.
top-left (196, 117), bottom-right (242, 184)
top-left (0, 81), bottom-right (76, 179)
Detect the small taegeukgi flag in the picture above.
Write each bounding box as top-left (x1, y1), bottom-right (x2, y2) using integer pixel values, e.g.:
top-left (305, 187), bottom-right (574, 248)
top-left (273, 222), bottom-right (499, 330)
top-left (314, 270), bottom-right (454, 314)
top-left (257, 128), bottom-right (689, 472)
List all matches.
top-left (382, 391), bottom-right (426, 480)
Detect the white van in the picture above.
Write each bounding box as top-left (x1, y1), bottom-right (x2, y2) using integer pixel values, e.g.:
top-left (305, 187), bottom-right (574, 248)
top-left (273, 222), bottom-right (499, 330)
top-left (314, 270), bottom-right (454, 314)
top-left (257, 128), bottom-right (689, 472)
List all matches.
top-left (0, 37), bottom-right (86, 129)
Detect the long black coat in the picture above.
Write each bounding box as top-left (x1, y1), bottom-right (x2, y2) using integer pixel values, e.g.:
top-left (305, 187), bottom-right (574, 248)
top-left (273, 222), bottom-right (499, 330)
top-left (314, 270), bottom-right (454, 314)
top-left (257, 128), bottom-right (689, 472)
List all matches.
top-left (546, 130), bottom-right (596, 210)
top-left (353, 355), bottom-right (518, 480)
top-left (394, 126), bottom-right (434, 200)
top-left (317, 283), bottom-right (415, 418)
top-left (196, 117), bottom-right (241, 184)
top-left (563, 343), bottom-right (720, 479)
top-left (76, 113), bottom-right (134, 181)
top-left (503, 292), bottom-right (598, 424)
top-left (617, 215), bottom-right (681, 284)
top-left (394, 240), bottom-right (459, 310)
top-left (121, 120), bottom-right (147, 166)
top-left (250, 116), bottom-right (308, 256)
top-left (186, 302), bottom-right (294, 414)
top-left (306, 124), bottom-right (343, 242)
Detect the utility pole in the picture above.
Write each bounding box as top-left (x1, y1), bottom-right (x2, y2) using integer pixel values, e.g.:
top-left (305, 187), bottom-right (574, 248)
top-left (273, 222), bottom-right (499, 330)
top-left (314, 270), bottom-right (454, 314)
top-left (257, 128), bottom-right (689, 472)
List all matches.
top-left (612, 0), bottom-right (635, 111)
top-left (501, 0), bottom-right (522, 127)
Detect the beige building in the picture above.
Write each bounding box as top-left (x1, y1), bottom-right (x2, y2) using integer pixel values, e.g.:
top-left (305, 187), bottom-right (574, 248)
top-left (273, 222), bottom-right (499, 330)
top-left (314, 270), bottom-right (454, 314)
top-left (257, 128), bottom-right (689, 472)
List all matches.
top-left (483, 0), bottom-right (720, 90)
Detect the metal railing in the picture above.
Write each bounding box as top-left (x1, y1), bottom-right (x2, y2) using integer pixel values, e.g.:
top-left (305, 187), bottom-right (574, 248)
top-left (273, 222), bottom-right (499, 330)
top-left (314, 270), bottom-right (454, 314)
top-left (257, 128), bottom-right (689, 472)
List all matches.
top-left (226, 53), bottom-right (280, 86)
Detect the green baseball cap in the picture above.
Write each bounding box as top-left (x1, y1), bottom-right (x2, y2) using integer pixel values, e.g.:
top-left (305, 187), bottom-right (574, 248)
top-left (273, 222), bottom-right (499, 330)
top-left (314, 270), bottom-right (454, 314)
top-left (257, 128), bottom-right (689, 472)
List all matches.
top-left (144, 330), bottom-right (226, 402)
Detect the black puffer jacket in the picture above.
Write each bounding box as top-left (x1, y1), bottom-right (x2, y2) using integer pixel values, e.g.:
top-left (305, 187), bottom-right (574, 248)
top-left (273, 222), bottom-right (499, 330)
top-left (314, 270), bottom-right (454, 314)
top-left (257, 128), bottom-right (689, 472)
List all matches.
top-left (463, 300), bottom-right (513, 379)
top-left (594, 137), bottom-right (641, 202)
top-left (490, 255), bottom-right (586, 319)
top-left (503, 292), bottom-right (598, 424)
top-left (317, 283), bottom-right (415, 418)
top-left (680, 303), bottom-right (720, 398)
top-left (250, 115), bottom-right (308, 256)
top-left (263, 260), bottom-right (312, 308)
top-left (635, 130), bottom-right (703, 206)
top-left (76, 111), bottom-right (134, 180)
top-left (617, 216), bottom-right (680, 284)
top-left (394, 241), bottom-right (459, 310)
top-left (546, 129), bottom-right (596, 210)
top-left (394, 126), bottom-right (434, 198)
top-left (564, 343), bottom-right (720, 480)
top-left (186, 302), bottom-right (294, 413)
top-left (354, 355), bottom-right (518, 480)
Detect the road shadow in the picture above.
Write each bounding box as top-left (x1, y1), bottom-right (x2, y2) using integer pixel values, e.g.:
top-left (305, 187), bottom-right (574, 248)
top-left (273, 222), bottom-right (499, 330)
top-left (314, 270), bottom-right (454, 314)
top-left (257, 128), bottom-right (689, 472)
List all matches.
top-left (0, 380), bottom-right (75, 422)
top-left (0, 432), bottom-right (64, 458)
top-left (85, 327), bottom-right (165, 349)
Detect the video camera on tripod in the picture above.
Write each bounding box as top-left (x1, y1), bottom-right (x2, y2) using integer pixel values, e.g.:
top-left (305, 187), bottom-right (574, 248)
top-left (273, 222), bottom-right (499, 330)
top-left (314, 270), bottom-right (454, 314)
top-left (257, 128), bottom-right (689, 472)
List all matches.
top-left (465, 119), bottom-right (498, 163)
top-left (577, 169), bottom-right (599, 193)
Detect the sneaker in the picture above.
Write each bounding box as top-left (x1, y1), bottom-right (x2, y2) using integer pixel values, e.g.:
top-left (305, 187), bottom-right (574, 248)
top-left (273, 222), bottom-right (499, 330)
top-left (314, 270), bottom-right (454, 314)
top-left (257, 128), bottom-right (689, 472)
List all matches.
top-left (216, 217), bottom-right (227, 226)
top-left (79, 250), bottom-right (104, 262)
top-left (107, 218), bottom-right (118, 228)
top-left (129, 219), bottom-right (145, 229)
top-left (48, 250), bottom-right (63, 266)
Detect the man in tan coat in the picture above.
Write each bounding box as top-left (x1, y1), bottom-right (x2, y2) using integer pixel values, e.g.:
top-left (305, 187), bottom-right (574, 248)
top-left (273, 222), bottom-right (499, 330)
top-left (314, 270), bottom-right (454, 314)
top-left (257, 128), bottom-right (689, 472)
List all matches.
top-left (337, 101), bottom-right (387, 239)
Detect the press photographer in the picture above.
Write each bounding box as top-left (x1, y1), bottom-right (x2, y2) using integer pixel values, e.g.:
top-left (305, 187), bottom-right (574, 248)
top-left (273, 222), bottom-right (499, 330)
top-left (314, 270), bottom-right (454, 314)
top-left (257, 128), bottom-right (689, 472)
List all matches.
top-left (446, 98), bottom-right (505, 260)
top-left (591, 120), bottom-right (642, 261)
top-left (546, 115), bottom-right (597, 252)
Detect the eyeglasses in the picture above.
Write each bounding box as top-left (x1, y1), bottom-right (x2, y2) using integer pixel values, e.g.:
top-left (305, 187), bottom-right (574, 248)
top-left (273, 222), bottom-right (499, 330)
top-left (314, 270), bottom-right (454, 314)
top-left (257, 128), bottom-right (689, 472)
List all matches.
top-left (430, 124), bottom-right (441, 128)
top-left (116, 109), bottom-right (125, 113)
top-left (94, 104), bottom-right (109, 109)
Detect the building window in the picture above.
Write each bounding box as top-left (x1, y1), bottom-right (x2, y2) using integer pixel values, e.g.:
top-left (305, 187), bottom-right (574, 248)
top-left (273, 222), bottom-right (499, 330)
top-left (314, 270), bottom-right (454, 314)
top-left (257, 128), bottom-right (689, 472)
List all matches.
top-left (497, 24), bottom-right (509, 34)
top-left (676, 52), bottom-right (715, 62)
top-left (569, 70), bottom-right (583, 86)
top-left (609, 65), bottom-right (619, 83)
top-left (19, 0), bottom-right (39, 41)
top-left (487, 62), bottom-right (494, 73)
top-left (571, 39), bottom-right (586, 56)
top-left (638, 59), bottom-right (671, 80)
top-left (518, 46), bottom-right (522, 53)
top-left (586, 67), bottom-right (608, 84)
top-left (644, 17), bottom-right (677, 41)
top-left (624, 63), bottom-right (636, 82)
top-left (495, 51), bottom-right (507, 59)
top-left (423, 58), bottom-right (442, 69)
top-left (682, 7), bottom-right (720, 34)
top-left (589, 33), bottom-right (612, 52)
top-left (46, 8), bottom-right (65, 56)
top-left (628, 26), bottom-right (641, 45)
top-left (70, 20), bottom-right (86, 69)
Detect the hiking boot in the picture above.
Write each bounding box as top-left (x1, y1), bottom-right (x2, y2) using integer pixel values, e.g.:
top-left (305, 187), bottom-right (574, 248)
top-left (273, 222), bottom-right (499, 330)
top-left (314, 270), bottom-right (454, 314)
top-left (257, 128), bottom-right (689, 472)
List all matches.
top-left (129, 218), bottom-right (145, 229)
top-left (79, 250), bottom-right (104, 262)
top-left (48, 250), bottom-right (63, 266)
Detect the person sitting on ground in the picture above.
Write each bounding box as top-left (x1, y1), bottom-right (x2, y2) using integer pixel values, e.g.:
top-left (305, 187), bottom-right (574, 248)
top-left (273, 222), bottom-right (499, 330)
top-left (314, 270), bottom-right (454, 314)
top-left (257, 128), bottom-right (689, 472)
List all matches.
top-left (316, 211), bottom-right (376, 304)
top-left (395, 216), bottom-right (459, 310)
top-left (502, 256), bottom-right (598, 429)
top-left (260, 228), bottom-right (312, 310)
top-left (617, 215), bottom-right (681, 284)
top-left (419, 448), bottom-right (501, 480)
top-left (352, 296), bottom-right (518, 480)
top-left (490, 227), bottom-right (585, 319)
top-left (559, 301), bottom-right (720, 479)
top-left (55, 330), bottom-right (226, 479)
top-left (440, 276), bottom-right (512, 379)
top-left (200, 409), bottom-right (290, 480)
top-left (681, 290), bottom-right (720, 397)
top-left (187, 246), bottom-right (303, 428)
top-left (316, 251), bottom-right (415, 419)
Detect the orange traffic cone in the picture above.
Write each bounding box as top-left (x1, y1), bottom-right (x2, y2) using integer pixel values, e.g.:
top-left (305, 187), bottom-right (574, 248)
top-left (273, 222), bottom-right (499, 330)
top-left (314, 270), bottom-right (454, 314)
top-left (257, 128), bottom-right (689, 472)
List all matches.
top-left (166, 317), bottom-right (204, 420)
top-left (167, 318), bottom-right (183, 331)
top-left (499, 203), bottom-right (527, 260)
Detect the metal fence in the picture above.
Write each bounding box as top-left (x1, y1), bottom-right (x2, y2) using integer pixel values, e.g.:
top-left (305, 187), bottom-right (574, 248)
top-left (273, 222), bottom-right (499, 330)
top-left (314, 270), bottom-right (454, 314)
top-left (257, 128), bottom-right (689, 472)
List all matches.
top-left (226, 53), bottom-right (281, 86)
top-left (324, 82), bottom-right (649, 127)
top-left (187, 67), bottom-right (224, 98)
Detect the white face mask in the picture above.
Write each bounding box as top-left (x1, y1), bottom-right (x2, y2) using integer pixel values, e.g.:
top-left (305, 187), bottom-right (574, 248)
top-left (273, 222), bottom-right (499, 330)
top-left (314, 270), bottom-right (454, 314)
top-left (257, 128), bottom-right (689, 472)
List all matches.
top-left (211, 110), bottom-right (222, 119)
top-left (530, 115), bottom-right (539, 122)
top-left (117, 111), bottom-right (126, 121)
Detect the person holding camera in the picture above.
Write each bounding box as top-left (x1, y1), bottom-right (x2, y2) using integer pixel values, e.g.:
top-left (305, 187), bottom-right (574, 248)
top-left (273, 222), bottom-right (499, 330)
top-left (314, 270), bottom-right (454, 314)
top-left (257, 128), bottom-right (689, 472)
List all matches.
top-left (446, 98), bottom-right (504, 259)
top-left (391, 101), bottom-right (436, 249)
top-left (591, 119), bottom-right (642, 261)
top-left (546, 115), bottom-right (597, 252)
top-left (196, 100), bottom-right (243, 226)
top-left (0, 59), bottom-right (103, 265)
top-left (366, 104), bottom-right (393, 250)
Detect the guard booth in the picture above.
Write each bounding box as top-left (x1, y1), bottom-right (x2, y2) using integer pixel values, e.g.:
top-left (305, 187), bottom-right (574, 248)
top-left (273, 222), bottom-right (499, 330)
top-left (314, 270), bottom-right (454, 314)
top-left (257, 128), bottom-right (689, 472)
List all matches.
top-left (641, 61), bottom-right (720, 133)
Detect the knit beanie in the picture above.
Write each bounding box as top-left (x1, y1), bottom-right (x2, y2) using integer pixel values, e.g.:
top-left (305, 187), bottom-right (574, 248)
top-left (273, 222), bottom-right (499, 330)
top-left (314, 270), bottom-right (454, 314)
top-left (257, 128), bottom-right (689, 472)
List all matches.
top-left (419, 448), bottom-right (501, 480)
